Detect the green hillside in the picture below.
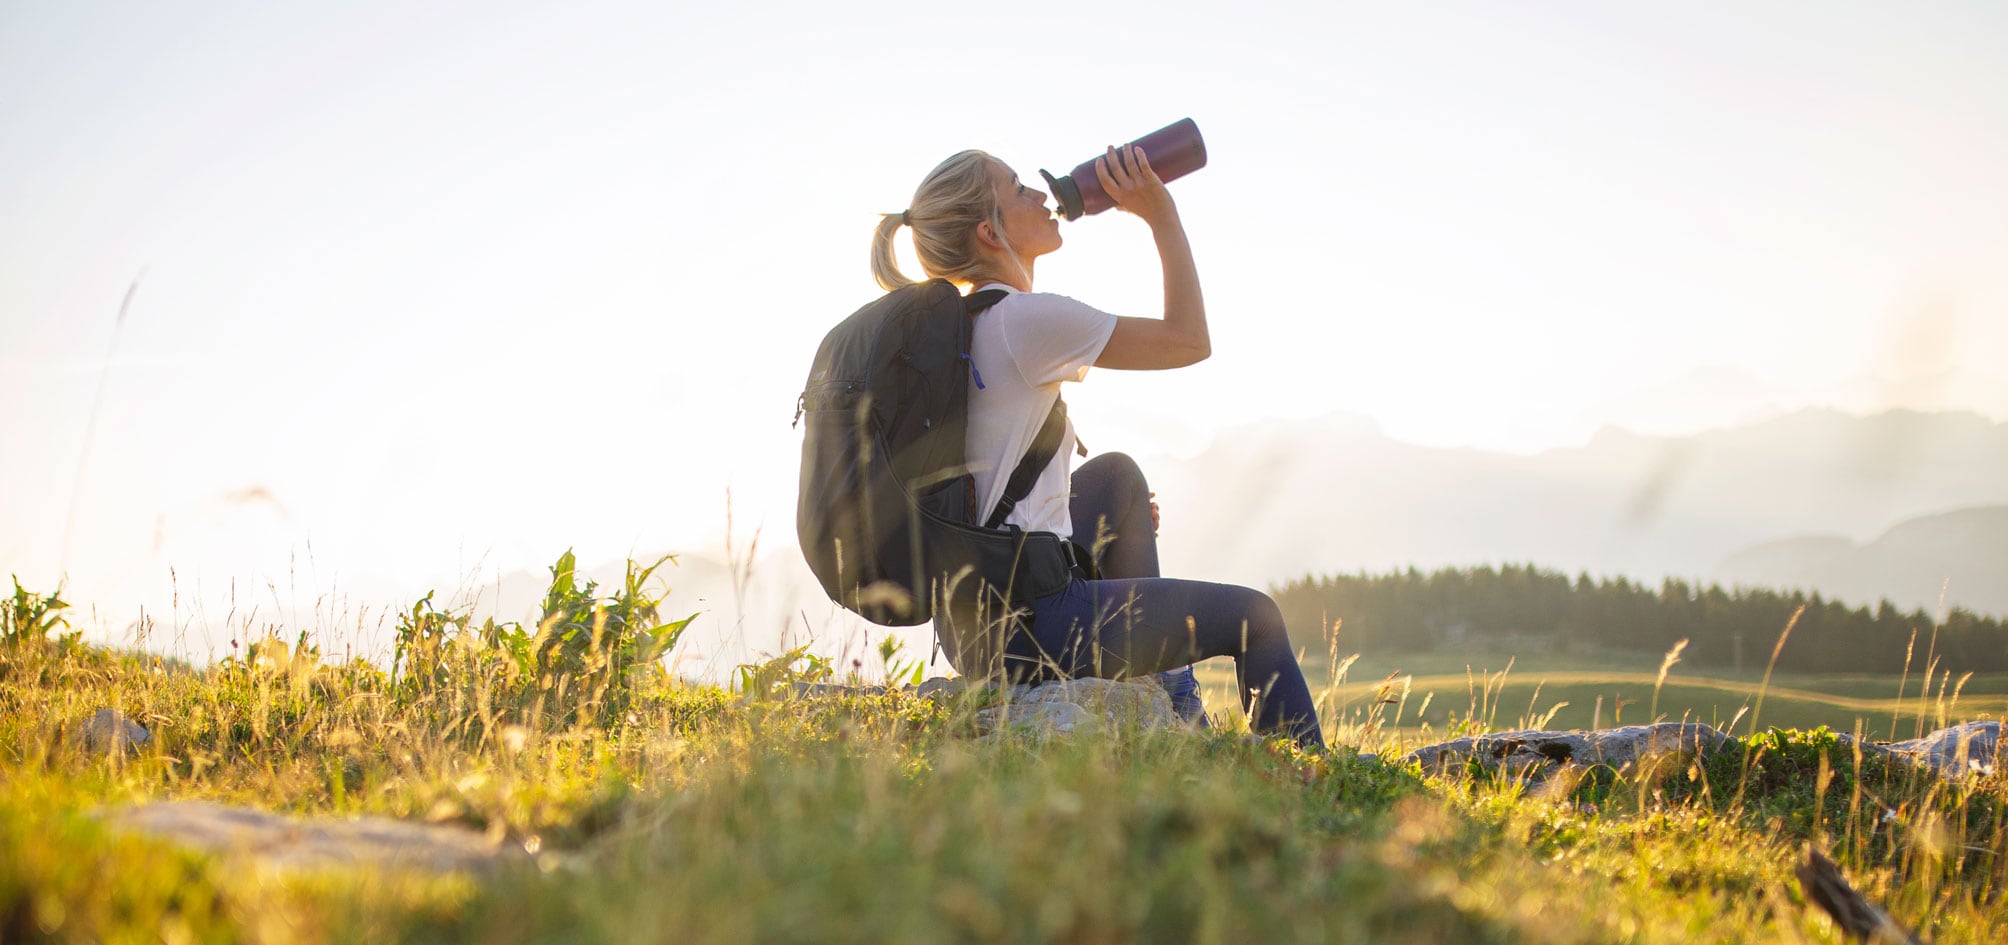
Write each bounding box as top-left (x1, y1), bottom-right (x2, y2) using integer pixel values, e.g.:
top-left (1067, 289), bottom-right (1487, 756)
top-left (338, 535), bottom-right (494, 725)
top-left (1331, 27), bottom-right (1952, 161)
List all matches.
top-left (6, 569), bottom-right (2006, 944)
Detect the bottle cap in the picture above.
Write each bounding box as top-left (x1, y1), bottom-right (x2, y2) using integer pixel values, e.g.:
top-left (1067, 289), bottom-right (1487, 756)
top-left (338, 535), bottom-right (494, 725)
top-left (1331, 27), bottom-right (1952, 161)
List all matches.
top-left (1039, 169), bottom-right (1084, 221)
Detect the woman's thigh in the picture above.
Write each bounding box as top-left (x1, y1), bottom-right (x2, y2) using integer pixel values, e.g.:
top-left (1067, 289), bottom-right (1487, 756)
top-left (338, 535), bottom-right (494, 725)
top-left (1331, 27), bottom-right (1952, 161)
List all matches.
top-left (1013, 576), bottom-right (1277, 680)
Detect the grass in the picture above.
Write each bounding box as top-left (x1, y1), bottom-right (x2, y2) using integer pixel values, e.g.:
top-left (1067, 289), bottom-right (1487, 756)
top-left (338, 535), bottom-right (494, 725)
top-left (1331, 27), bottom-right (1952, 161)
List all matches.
top-left (1290, 670), bottom-right (2008, 737)
top-left (2, 571), bottom-right (2005, 944)
top-left (1185, 641), bottom-right (2008, 741)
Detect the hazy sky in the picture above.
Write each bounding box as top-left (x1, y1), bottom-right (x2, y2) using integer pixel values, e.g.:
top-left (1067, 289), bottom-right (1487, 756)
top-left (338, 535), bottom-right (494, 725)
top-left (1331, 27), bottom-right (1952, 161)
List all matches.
top-left (4, 1), bottom-right (2005, 660)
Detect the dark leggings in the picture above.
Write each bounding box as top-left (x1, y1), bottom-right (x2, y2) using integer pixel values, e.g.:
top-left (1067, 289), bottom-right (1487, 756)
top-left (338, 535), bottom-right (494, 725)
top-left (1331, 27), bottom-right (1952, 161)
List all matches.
top-left (1006, 453), bottom-right (1325, 749)
top-left (1071, 455), bottom-right (1205, 725)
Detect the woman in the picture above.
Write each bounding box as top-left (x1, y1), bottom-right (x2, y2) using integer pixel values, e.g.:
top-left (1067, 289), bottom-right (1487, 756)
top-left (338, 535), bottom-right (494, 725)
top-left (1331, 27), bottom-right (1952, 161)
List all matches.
top-left (869, 145), bottom-right (1324, 749)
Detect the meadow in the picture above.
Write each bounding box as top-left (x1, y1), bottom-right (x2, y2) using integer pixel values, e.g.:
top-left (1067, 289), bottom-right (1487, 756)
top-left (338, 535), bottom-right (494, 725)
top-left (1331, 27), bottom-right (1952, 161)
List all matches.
top-left (3, 566), bottom-right (2004, 944)
top-left (1193, 646), bottom-right (2008, 741)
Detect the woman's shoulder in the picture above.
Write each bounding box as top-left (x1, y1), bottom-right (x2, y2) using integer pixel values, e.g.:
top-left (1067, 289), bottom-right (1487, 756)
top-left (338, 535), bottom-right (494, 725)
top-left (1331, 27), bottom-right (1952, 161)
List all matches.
top-left (989, 288), bottom-right (1115, 324)
top-left (980, 288), bottom-right (1118, 383)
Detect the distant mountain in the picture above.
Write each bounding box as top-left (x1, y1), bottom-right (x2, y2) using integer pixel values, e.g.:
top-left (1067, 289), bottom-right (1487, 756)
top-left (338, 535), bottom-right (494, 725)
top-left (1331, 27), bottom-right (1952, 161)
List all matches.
top-left (1713, 506), bottom-right (2008, 617)
top-left (1145, 408), bottom-right (2008, 615)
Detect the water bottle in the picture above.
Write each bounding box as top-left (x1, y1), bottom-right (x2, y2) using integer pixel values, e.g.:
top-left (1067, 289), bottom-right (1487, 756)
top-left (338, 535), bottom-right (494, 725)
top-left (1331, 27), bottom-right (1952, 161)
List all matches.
top-left (1039, 118), bottom-right (1209, 221)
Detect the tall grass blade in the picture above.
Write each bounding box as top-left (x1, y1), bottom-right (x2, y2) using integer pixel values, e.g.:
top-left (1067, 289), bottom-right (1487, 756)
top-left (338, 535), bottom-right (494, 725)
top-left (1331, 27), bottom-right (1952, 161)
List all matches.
top-left (1746, 605), bottom-right (1803, 738)
top-left (60, 269), bottom-right (146, 575)
top-left (1651, 638), bottom-right (1688, 721)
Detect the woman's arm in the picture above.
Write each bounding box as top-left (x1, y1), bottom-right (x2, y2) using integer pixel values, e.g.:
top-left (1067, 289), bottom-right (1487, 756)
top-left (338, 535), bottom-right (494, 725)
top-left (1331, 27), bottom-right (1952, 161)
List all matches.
top-left (1091, 145), bottom-right (1210, 371)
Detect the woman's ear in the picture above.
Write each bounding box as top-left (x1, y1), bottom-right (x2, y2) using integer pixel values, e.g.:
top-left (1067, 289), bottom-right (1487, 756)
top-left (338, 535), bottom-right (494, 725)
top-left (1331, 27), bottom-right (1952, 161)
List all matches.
top-left (973, 219), bottom-right (1004, 251)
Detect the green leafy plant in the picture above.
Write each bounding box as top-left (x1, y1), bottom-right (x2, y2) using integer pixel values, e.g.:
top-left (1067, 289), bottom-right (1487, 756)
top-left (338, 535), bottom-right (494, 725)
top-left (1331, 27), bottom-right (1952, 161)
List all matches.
top-left (391, 591), bottom-right (477, 698)
top-left (736, 645), bottom-right (833, 698)
top-left (388, 551), bottom-right (696, 733)
top-left (523, 550), bottom-right (695, 726)
top-left (532, 551), bottom-right (691, 677)
top-left (2, 576), bottom-right (78, 649)
top-left (876, 635), bottom-right (926, 688)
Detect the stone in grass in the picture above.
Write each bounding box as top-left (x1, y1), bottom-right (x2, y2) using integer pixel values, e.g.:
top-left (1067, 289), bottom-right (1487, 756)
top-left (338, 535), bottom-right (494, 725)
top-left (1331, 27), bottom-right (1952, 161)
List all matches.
top-left (790, 675), bottom-right (1176, 736)
top-left (784, 677), bottom-right (979, 702)
top-left (76, 708), bottom-right (151, 756)
top-left (785, 681), bottom-right (882, 699)
top-left (1888, 721), bottom-right (2001, 778)
top-left (110, 801), bottom-right (532, 874)
top-left (914, 676), bottom-right (980, 703)
top-left (1011, 678), bottom-right (1177, 731)
top-left (975, 678), bottom-right (1178, 737)
top-left (1401, 722), bottom-right (1737, 782)
top-left (975, 700), bottom-right (1096, 736)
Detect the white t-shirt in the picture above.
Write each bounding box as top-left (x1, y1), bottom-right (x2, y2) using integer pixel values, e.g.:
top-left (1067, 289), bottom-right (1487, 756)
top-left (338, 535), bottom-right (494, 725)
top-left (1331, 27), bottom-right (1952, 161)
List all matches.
top-left (964, 283), bottom-right (1118, 539)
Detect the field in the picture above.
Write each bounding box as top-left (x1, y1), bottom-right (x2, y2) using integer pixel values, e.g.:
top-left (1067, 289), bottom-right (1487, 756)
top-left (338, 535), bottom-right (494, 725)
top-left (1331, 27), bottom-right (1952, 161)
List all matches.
top-left (1186, 645), bottom-right (2008, 741)
top-left (3, 573), bottom-right (2006, 944)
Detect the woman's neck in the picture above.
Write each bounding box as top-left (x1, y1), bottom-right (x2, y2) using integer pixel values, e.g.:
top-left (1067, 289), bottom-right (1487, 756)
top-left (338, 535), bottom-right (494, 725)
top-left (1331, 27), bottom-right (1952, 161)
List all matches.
top-left (978, 257), bottom-right (1035, 292)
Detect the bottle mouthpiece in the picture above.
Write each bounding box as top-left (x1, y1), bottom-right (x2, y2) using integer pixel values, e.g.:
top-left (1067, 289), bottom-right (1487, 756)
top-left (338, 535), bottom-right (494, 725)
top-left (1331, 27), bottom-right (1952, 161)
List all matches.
top-left (1039, 168), bottom-right (1084, 221)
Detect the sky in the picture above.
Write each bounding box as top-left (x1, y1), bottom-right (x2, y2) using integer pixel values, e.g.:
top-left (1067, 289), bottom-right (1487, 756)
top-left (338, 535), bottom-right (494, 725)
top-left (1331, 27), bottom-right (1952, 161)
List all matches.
top-left (3, 1), bottom-right (2005, 665)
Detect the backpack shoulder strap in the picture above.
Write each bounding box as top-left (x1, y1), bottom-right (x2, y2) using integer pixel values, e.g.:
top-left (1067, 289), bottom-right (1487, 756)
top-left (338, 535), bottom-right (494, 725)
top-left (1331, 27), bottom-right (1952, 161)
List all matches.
top-left (985, 395), bottom-right (1068, 530)
top-left (963, 286), bottom-right (1074, 531)
top-left (964, 287), bottom-right (1007, 316)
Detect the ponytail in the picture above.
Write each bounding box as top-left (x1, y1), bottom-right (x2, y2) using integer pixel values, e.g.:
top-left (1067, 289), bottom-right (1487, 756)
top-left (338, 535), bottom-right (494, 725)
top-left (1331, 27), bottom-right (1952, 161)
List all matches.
top-left (870, 212), bottom-right (917, 291)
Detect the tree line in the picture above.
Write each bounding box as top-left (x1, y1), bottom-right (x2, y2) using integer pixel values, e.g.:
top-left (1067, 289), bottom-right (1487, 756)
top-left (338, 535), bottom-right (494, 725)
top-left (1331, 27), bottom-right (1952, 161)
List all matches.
top-left (1271, 564), bottom-right (2008, 676)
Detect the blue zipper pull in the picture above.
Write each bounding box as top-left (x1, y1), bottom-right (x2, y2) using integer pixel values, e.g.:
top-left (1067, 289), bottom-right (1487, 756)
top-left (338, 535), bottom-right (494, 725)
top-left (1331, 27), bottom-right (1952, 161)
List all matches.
top-left (961, 353), bottom-right (985, 390)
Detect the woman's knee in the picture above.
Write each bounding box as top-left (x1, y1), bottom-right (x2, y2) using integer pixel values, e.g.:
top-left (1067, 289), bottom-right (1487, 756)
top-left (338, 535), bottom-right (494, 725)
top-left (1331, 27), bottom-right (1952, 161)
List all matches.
top-left (1078, 451), bottom-right (1148, 500)
top-left (1238, 588), bottom-right (1289, 643)
top-left (1189, 583), bottom-right (1290, 654)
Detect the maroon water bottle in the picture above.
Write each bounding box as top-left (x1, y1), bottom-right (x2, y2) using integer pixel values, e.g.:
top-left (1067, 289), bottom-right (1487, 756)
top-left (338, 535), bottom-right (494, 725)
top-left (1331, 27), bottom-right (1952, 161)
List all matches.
top-left (1039, 118), bottom-right (1209, 221)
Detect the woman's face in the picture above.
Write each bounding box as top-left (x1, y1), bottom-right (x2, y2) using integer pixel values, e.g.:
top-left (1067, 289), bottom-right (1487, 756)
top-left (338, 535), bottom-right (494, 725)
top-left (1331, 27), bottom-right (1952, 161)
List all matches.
top-left (989, 161), bottom-right (1063, 260)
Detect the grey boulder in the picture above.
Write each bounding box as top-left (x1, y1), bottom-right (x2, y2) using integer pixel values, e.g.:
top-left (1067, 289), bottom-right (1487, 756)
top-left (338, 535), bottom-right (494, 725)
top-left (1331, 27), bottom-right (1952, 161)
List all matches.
top-left (970, 677), bottom-right (1179, 738)
top-left (77, 708), bottom-right (151, 756)
top-left (1401, 722), bottom-right (1736, 781)
top-left (109, 801), bottom-right (532, 874)
top-left (1888, 721), bottom-right (2001, 777)
top-left (975, 700), bottom-right (1096, 736)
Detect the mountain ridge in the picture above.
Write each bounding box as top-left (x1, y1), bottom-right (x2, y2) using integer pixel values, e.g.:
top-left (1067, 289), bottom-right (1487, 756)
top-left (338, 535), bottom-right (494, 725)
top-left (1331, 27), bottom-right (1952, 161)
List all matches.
top-left (1145, 407), bottom-right (2008, 616)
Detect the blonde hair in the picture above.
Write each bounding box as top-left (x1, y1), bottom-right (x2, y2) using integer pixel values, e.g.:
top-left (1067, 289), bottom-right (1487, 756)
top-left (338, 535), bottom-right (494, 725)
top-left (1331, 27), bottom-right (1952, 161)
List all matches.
top-left (870, 150), bottom-right (1024, 291)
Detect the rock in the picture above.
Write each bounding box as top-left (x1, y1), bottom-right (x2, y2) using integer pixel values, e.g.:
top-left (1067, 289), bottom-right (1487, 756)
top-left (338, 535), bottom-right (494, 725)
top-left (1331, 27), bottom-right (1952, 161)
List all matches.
top-left (975, 701), bottom-right (1095, 736)
top-left (1401, 722), bottom-right (1737, 782)
top-left (786, 682), bottom-right (880, 699)
top-left (774, 674), bottom-right (1175, 737)
top-left (913, 676), bottom-right (978, 703)
top-left (1400, 720), bottom-right (2003, 784)
top-left (1588, 722), bottom-right (1737, 762)
top-left (1012, 678), bottom-right (1177, 731)
top-left (1888, 721), bottom-right (2001, 778)
top-left (1402, 730), bottom-right (1587, 779)
top-left (966, 678), bottom-right (1178, 738)
top-left (77, 708), bottom-right (150, 756)
top-left (108, 801), bottom-right (532, 874)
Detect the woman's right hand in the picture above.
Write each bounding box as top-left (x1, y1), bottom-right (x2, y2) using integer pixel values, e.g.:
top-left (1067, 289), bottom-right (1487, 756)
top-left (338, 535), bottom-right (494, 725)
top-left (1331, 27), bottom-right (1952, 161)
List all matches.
top-left (1094, 144), bottom-right (1178, 227)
